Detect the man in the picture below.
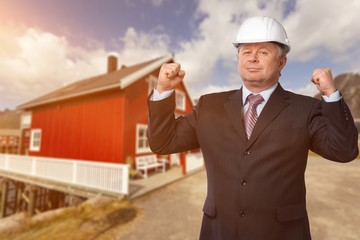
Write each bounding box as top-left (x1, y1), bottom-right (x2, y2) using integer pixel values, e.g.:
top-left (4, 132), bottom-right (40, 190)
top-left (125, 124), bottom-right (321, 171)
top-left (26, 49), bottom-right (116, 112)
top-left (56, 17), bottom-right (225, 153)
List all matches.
top-left (147, 16), bottom-right (359, 240)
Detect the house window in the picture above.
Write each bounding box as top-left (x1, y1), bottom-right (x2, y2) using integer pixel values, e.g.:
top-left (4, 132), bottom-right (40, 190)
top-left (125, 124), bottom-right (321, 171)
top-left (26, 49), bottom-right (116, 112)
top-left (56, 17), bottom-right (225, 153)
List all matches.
top-left (136, 124), bottom-right (151, 154)
top-left (21, 112), bottom-right (32, 129)
top-left (147, 75), bottom-right (158, 94)
top-left (30, 129), bottom-right (41, 152)
top-left (175, 89), bottom-right (186, 111)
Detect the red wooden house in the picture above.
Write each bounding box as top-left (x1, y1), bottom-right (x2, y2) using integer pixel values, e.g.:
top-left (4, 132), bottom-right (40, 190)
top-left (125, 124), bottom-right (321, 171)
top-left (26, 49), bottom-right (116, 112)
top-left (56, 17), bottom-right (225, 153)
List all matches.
top-left (17, 55), bottom-right (194, 168)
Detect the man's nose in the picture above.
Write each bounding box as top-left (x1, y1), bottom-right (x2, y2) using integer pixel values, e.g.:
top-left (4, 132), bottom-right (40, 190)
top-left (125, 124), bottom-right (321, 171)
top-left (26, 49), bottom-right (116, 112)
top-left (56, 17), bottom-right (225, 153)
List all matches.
top-left (248, 53), bottom-right (259, 63)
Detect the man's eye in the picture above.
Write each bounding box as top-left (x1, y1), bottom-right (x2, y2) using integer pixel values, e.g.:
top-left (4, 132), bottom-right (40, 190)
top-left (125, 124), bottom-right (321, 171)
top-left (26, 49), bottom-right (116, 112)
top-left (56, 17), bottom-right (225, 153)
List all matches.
top-left (259, 51), bottom-right (268, 55)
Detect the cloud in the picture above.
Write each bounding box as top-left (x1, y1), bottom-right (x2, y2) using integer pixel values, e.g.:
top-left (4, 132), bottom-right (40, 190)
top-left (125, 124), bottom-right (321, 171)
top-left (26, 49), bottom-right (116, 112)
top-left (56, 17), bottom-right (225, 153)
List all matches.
top-left (175, 0), bottom-right (242, 92)
top-left (151, 0), bottom-right (166, 8)
top-left (0, 23), bottom-right (174, 110)
top-left (0, 19), bottom-right (175, 110)
top-left (117, 27), bottom-right (171, 65)
top-left (284, 0), bottom-right (360, 62)
top-left (2, 0), bottom-right (360, 109)
top-left (175, 0), bottom-right (360, 97)
top-left (287, 83), bottom-right (318, 97)
top-left (0, 24), bottom-right (108, 110)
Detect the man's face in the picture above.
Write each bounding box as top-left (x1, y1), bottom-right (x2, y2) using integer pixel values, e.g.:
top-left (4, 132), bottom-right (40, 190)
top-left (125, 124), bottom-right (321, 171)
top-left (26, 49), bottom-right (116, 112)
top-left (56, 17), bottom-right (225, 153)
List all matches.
top-left (238, 42), bottom-right (287, 92)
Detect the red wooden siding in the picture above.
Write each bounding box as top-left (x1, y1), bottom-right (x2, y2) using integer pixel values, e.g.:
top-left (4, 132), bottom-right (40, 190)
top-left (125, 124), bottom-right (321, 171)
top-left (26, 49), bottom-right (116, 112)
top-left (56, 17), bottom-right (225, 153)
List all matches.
top-left (29, 90), bottom-right (125, 163)
top-left (122, 72), bottom-right (158, 158)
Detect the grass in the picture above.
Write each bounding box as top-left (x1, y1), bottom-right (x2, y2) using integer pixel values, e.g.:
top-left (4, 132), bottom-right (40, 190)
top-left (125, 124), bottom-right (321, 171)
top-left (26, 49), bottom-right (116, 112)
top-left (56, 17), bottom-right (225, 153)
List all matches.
top-left (0, 197), bottom-right (137, 240)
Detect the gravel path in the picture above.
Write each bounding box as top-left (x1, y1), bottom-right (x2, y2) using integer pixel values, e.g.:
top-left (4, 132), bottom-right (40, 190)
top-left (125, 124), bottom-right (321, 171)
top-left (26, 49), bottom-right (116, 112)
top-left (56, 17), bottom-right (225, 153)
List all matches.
top-left (115, 156), bottom-right (360, 240)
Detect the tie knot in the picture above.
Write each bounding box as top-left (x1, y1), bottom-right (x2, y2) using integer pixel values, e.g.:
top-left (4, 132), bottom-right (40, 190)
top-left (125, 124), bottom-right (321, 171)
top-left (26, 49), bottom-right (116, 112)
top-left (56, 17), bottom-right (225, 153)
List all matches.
top-left (247, 94), bottom-right (264, 106)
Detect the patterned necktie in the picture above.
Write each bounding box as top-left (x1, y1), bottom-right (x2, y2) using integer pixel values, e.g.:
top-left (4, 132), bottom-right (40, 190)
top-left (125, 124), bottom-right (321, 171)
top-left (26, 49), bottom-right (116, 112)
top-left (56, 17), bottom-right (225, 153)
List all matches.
top-left (244, 94), bottom-right (264, 139)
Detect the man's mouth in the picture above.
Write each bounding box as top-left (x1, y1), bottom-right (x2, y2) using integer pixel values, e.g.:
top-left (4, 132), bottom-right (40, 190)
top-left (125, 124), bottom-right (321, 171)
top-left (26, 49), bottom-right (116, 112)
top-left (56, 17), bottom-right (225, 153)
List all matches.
top-left (246, 68), bottom-right (262, 72)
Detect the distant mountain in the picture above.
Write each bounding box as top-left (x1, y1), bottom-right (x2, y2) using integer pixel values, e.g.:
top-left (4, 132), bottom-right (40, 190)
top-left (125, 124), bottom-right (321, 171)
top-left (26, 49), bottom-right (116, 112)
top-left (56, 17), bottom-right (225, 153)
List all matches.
top-left (0, 109), bottom-right (21, 129)
top-left (315, 73), bottom-right (360, 119)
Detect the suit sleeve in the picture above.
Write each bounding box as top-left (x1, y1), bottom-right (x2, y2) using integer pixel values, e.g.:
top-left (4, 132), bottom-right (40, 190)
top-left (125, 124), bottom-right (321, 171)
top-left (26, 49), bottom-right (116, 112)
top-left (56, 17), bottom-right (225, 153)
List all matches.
top-left (147, 91), bottom-right (200, 155)
top-left (309, 97), bottom-right (359, 162)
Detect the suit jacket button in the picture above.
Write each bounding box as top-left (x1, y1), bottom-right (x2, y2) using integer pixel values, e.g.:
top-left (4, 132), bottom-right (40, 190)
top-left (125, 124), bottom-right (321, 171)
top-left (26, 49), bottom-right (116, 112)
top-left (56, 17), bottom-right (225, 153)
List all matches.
top-left (244, 151), bottom-right (250, 155)
top-left (239, 211), bottom-right (246, 217)
top-left (241, 180), bottom-right (247, 186)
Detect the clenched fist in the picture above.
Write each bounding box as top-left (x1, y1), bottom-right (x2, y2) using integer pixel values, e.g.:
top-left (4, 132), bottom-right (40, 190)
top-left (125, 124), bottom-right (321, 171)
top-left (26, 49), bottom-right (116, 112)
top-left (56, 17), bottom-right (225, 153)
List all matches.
top-left (157, 63), bottom-right (185, 93)
top-left (311, 68), bottom-right (337, 96)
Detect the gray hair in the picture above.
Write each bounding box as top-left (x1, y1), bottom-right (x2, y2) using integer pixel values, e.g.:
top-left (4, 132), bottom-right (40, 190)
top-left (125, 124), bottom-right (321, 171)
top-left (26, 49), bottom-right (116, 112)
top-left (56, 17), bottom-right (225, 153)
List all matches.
top-left (236, 42), bottom-right (288, 58)
top-left (274, 43), bottom-right (287, 58)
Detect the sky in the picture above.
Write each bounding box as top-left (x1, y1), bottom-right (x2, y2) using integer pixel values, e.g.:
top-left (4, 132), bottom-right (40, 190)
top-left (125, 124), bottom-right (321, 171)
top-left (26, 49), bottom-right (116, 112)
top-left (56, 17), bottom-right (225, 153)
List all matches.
top-left (1, 0), bottom-right (360, 110)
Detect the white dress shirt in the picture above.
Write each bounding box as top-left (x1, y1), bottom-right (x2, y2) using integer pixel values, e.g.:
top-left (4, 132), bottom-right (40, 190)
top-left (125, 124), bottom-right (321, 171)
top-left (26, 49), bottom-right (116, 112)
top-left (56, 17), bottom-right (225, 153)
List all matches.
top-left (151, 84), bottom-right (341, 116)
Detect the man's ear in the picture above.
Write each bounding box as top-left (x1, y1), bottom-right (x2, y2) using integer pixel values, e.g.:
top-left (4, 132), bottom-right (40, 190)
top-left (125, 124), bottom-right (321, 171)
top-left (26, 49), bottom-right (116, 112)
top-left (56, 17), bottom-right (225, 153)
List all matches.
top-left (279, 56), bottom-right (287, 69)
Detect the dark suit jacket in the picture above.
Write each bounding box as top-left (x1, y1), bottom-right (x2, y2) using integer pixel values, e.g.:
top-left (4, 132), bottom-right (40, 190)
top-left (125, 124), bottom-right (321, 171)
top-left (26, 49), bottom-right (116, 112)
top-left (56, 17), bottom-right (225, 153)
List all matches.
top-left (147, 84), bottom-right (359, 240)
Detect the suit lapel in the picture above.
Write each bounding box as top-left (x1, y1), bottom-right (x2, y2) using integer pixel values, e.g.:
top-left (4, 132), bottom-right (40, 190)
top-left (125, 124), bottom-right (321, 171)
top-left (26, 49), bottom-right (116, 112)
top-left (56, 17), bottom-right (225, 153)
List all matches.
top-left (224, 89), bottom-right (248, 144)
top-left (247, 84), bottom-right (290, 148)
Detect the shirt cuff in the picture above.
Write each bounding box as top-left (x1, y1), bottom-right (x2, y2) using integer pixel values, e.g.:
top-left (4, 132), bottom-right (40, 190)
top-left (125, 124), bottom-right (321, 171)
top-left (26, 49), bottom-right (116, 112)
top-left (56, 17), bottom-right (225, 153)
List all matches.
top-left (150, 89), bottom-right (174, 101)
top-left (321, 90), bottom-right (341, 102)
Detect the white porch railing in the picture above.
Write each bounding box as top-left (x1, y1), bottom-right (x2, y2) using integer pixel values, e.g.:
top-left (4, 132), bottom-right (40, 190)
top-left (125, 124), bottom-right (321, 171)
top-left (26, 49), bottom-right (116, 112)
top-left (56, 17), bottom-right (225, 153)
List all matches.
top-left (0, 154), bottom-right (129, 195)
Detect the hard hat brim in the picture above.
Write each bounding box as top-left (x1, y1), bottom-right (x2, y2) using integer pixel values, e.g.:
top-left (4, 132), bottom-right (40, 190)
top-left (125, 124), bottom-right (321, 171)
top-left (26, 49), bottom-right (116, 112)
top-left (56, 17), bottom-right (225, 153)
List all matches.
top-left (232, 41), bottom-right (290, 54)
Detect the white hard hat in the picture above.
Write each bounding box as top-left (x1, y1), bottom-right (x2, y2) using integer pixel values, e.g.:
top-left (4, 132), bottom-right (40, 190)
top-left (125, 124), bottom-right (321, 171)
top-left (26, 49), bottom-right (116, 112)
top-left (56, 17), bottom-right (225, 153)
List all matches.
top-left (233, 16), bottom-right (291, 54)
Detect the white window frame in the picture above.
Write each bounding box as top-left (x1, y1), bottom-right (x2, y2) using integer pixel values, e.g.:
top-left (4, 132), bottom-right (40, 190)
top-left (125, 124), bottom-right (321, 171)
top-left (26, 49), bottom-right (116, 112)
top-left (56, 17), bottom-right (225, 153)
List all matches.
top-left (135, 124), bottom-right (151, 154)
top-left (147, 75), bottom-right (158, 94)
top-left (175, 89), bottom-right (186, 111)
top-left (30, 129), bottom-right (42, 152)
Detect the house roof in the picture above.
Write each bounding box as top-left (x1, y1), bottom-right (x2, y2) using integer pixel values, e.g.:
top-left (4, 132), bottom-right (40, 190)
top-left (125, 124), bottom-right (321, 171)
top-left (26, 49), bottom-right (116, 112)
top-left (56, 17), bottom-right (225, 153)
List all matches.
top-left (17, 55), bottom-right (175, 110)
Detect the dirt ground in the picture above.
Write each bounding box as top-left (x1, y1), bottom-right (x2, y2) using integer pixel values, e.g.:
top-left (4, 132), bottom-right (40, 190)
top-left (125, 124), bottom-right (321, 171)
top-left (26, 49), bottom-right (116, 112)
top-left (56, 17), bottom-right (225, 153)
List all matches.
top-left (116, 156), bottom-right (360, 240)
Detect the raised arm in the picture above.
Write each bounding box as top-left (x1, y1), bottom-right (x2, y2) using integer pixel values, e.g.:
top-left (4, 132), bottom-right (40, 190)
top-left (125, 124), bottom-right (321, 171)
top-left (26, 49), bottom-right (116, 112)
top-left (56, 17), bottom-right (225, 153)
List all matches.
top-left (147, 63), bottom-right (199, 155)
top-left (309, 68), bottom-right (359, 161)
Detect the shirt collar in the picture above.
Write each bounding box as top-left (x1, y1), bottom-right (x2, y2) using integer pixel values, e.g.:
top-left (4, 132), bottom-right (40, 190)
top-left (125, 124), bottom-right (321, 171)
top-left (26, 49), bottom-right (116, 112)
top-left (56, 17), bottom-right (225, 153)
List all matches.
top-left (242, 83), bottom-right (278, 105)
